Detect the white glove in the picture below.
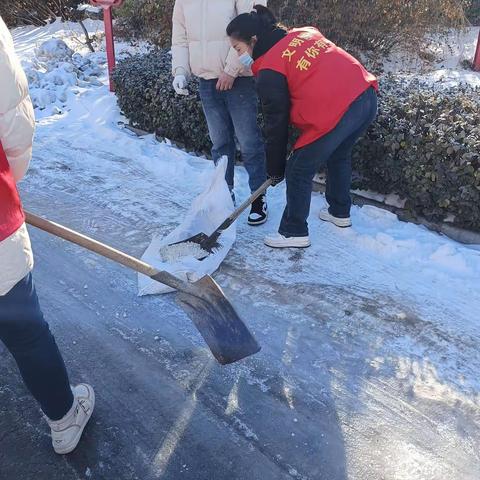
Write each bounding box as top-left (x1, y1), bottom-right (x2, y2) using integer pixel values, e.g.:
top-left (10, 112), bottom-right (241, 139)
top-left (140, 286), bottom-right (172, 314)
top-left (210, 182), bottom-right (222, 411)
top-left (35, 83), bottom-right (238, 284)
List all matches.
top-left (173, 75), bottom-right (189, 95)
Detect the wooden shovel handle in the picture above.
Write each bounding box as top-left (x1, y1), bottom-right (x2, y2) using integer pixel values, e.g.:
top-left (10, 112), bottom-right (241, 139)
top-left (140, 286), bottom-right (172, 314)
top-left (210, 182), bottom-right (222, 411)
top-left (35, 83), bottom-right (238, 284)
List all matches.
top-left (215, 178), bottom-right (273, 233)
top-left (24, 211), bottom-right (188, 293)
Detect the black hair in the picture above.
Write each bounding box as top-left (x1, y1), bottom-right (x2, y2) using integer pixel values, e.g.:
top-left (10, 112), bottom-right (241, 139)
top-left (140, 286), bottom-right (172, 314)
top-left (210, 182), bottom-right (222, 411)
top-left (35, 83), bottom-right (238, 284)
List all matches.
top-left (226, 5), bottom-right (279, 42)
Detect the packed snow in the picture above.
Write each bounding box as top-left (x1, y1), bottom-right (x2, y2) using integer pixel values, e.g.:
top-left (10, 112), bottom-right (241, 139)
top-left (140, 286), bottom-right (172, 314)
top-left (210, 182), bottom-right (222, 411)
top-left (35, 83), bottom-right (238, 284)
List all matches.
top-left (77, 3), bottom-right (102, 15)
top-left (7, 18), bottom-right (480, 480)
top-left (158, 241), bottom-right (210, 264)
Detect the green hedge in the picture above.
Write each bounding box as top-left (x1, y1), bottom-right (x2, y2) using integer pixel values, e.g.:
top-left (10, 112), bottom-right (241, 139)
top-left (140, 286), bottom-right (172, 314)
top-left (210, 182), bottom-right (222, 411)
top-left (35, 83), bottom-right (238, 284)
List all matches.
top-left (0, 0), bottom-right (82, 27)
top-left (113, 51), bottom-right (211, 155)
top-left (467, 0), bottom-right (480, 24)
top-left (114, 51), bottom-right (480, 231)
top-left (115, 0), bottom-right (468, 56)
top-left (353, 77), bottom-right (480, 230)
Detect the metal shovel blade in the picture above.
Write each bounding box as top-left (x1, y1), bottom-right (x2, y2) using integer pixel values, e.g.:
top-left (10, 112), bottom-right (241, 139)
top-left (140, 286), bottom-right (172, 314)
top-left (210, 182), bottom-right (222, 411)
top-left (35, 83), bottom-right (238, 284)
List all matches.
top-left (174, 275), bottom-right (261, 365)
top-left (25, 211), bottom-right (261, 365)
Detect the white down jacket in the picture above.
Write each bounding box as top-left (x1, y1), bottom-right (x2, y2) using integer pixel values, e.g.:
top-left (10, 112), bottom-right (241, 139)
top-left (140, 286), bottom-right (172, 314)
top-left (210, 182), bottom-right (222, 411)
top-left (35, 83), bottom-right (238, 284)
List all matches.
top-left (0, 15), bottom-right (35, 296)
top-left (171, 0), bottom-right (267, 80)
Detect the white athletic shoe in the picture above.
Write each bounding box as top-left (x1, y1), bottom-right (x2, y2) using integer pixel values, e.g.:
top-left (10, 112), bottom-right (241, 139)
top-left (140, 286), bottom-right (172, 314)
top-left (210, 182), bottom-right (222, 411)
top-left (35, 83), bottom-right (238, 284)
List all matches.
top-left (264, 233), bottom-right (311, 249)
top-left (48, 383), bottom-right (95, 454)
top-left (318, 209), bottom-right (352, 228)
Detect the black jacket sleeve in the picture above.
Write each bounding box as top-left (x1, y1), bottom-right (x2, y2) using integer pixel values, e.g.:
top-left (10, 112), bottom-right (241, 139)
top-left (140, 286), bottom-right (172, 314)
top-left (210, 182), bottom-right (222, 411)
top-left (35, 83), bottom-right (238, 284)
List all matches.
top-left (256, 69), bottom-right (290, 179)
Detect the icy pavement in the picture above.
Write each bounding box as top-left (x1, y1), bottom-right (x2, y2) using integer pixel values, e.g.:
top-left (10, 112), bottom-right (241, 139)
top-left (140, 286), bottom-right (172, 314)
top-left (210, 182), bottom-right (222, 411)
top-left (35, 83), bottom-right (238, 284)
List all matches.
top-left (0, 20), bottom-right (479, 480)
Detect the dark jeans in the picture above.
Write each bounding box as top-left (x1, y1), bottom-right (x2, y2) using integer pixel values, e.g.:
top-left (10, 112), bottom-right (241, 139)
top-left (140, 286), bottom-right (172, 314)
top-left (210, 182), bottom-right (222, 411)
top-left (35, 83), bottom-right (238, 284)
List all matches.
top-left (279, 87), bottom-right (378, 237)
top-left (0, 273), bottom-right (73, 421)
top-left (199, 77), bottom-right (267, 192)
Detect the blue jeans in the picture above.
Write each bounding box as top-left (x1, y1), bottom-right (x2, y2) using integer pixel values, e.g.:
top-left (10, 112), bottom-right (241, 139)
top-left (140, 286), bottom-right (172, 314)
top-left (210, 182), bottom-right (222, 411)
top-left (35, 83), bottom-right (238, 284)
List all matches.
top-left (279, 87), bottom-right (378, 237)
top-left (199, 77), bottom-right (267, 192)
top-left (0, 273), bottom-right (73, 421)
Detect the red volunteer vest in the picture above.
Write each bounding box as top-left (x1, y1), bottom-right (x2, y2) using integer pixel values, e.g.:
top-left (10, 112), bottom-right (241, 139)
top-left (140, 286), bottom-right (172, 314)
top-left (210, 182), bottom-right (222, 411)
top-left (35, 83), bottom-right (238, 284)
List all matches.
top-left (0, 143), bottom-right (25, 241)
top-left (252, 27), bottom-right (378, 149)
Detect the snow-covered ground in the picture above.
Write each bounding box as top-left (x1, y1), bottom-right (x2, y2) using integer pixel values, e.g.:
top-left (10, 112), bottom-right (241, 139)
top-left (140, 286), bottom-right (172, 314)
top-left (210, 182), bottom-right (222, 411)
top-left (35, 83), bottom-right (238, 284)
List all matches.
top-left (3, 19), bottom-right (480, 480)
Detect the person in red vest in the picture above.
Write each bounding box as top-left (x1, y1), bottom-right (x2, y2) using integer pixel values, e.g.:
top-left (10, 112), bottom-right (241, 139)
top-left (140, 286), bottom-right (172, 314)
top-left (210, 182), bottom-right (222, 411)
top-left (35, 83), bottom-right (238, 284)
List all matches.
top-left (0, 16), bottom-right (94, 454)
top-left (227, 5), bottom-right (378, 248)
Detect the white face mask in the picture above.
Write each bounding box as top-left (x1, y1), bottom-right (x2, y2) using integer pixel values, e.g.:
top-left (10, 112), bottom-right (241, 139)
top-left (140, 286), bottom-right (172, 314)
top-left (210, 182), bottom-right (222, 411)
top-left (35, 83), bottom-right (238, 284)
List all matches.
top-left (239, 52), bottom-right (254, 68)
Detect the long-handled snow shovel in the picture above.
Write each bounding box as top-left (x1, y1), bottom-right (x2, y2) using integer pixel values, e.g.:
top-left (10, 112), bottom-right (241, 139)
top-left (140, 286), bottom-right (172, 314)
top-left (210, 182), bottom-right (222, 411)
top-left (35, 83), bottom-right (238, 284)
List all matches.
top-left (25, 211), bottom-right (260, 365)
top-left (161, 178), bottom-right (273, 261)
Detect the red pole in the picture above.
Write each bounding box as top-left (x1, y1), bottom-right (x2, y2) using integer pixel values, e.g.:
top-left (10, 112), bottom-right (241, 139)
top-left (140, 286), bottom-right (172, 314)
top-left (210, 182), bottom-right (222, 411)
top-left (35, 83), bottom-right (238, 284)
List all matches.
top-left (104, 6), bottom-right (116, 91)
top-left (474, 30), bottom-right (480, 72)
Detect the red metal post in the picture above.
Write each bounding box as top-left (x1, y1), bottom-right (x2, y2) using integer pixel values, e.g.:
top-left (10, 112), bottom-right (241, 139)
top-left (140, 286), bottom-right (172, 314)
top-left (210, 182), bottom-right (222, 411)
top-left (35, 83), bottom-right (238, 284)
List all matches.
top-left (103, 6), bottom-right (116, 91)
top-left (474, 30), bottom-right (480, 72)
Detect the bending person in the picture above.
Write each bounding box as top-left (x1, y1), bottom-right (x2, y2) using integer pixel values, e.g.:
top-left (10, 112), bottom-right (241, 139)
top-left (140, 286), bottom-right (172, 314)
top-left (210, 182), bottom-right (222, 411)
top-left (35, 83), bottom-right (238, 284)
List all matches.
top-left (227, 5), bottom-right (378, 248)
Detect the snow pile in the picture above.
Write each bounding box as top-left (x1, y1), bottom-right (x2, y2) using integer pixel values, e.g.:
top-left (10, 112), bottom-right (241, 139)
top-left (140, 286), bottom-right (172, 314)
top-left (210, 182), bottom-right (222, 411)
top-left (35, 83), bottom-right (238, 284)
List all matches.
top-left (343, 206), bottom-right (480, 277)
top-left (77, 3), bottom-right (102, 14)
top-left (159, 242), bottom-right (209, 263)
top-left (382, 27), bottom-right (480, 88)
top-left (24, 38), bottom-right (104, 112)
top-left (138, 157), bottom-right (236, 296)
top-left (36, 38), bottom-right (74, 60)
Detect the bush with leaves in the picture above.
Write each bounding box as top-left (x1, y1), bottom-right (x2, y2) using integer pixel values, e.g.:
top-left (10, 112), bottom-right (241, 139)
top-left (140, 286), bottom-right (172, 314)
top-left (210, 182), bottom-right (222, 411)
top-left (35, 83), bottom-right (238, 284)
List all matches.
top-left (269, 0), bottom-right (469, 55)
top-left (467, 0), bottom-right (480, 24)
top-left (115, 0), bottom-right (173, 47)
top-left (353, 77), bottom-right (480, 230)
top-left (114, 51), bottom-right (480, 231)
top-left (115, 0), bottom-right (468, 56)
top-left (113, 50), bottom-right (211, 154)
top-left (0, 0), bottom-right (83, 27)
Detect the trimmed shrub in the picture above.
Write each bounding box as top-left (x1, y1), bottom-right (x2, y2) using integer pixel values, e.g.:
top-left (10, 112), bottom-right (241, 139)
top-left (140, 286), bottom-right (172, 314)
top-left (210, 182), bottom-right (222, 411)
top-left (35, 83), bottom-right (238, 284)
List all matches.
top-left (353, 77), bottom-right (480, 230)
top-left (113, 50), bottom-right (211, 154)
top-left (114, 51), bottom-right (480, 231)
top-left (0, 0), bottom-right (83, 27)
top-left (115, 0), bottom-right (468, 56)
top-left (115, 0), bottom-right (173, 47)
top-left (467, 0), bottom-right (480, 24)
top-left (269, 0), bottom-right (469, 55)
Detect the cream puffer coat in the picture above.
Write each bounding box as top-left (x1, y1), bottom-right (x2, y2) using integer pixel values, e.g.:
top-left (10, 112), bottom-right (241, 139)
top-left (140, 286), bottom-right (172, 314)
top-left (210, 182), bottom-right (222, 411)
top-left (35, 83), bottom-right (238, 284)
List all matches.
top-left (172, 0), bottom-right (267, 80)
top-left (0, 15), bottom-right (35, 296)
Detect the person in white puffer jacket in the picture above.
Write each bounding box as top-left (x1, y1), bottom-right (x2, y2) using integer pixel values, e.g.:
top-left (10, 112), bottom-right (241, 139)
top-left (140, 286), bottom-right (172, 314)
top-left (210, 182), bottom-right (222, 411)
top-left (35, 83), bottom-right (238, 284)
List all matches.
top-left (0, 15), bottom-right (94, 455)
top-left (172, 0), bottom-right (270, 225)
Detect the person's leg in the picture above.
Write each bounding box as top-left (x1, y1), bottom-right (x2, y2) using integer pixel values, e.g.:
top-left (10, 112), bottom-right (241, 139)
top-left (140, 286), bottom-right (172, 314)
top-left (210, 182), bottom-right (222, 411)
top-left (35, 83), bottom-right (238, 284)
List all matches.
top-left (0, 273), bottom-right (73, 421)
top-left (226, 77), bottom-right (267, 193)
top-left (278, 146), bottom-right (323, 238)
top-left (324, 141), bottom-right (354, 219)
top-left (325, 87), bottom-right (378, 218)
top-left (277, 88), bottom-right (378, 238)
top-left (199, 79), bottom-right (236, 190)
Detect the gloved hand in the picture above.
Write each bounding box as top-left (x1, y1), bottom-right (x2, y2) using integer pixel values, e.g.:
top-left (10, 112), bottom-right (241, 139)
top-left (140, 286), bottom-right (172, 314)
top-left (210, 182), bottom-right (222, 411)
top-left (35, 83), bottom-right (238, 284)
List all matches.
top-left (268, 175), bottom-right (284, 187)
top-left (172, 75), bottom-right (189, 95)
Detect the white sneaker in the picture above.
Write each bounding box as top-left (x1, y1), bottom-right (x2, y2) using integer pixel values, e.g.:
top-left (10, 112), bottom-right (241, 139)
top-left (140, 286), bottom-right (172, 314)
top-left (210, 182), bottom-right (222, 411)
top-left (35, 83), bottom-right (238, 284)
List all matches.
top-left (48, 383), bottom-right (95, 454)
top-left (264, 233), bottom-right (311, 249)
top-left (318, 209), bottom-right (352, 228)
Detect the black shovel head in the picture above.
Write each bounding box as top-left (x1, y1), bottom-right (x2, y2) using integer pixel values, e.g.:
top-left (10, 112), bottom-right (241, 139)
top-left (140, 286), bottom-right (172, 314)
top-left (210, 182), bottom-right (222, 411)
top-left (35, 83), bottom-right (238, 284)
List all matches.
top-left (175, 275), bottom-right (261, 365)
top-left (166, 232), bottom-right (222, 255)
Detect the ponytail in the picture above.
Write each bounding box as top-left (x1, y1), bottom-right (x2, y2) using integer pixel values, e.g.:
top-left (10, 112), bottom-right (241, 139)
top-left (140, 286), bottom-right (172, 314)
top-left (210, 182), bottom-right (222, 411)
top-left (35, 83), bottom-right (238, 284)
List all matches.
top-left (226, 5), bottom-right (279, 43)
top-left (253, 4), bottom-right (277, 30)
